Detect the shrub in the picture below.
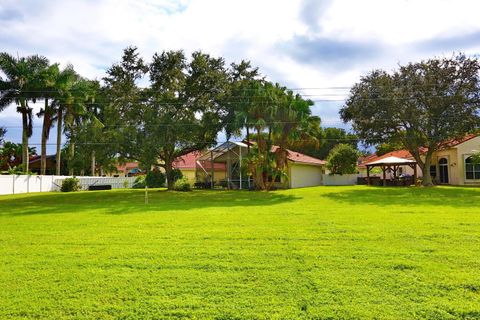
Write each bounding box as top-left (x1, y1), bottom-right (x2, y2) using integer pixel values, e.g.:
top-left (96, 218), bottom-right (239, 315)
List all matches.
top-left (132, 175), bottom-right (146, 189)
top-left (173, 177), bottom-right (191, 192)
top-left (61, 177), bottom-right (81, 192)
top-left (326, 144), bottom-right (359, 175)
top-left (168, 168), bottom-right (183, 183)
top-left (145, 169), bottom-right (166, 188)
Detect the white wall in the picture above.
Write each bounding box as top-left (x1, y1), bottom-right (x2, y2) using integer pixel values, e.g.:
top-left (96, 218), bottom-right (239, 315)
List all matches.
top-left (290, 164), bottom-right (323, 188)
top-left (322, 174), bottom-right (358, 186)
top-left (0, 175), bottom-right (136, 195)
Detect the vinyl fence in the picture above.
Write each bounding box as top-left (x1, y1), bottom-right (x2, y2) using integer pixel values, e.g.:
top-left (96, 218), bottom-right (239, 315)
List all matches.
top-left (322, 174), bottom-right (358, 186)
top-left (0, 175), bottom-right (136, 195)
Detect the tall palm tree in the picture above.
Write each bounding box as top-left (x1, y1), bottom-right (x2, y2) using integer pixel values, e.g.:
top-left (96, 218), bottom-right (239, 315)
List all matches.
top-left (37, 63), bottom-right (60, 175)
top-left (51, 65), bottom-right (78, 175)
top-left (0, 53), bottom-right (49, 173)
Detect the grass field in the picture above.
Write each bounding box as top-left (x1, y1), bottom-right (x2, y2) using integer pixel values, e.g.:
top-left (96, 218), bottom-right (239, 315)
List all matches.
top-left (0, 186), bottom-right (479, 319)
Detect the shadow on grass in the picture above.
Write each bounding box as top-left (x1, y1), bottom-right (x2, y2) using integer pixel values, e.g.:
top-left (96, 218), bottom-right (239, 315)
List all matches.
top-left (322, 186), bottom-right (480, 208)
top-left (0, 189), bottom-right (301, 217)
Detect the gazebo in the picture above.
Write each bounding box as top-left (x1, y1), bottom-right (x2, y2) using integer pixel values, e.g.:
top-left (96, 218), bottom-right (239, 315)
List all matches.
top-left (365, 156), bottom-right (417, 186)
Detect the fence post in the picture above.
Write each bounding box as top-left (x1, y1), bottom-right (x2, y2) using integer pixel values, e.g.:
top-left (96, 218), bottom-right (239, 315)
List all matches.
top-left (12, 175), bottom-right (15, 195)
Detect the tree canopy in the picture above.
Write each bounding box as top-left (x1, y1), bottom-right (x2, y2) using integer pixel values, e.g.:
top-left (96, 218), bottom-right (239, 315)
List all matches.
top-left (340, 54), bottom-right (480, 186)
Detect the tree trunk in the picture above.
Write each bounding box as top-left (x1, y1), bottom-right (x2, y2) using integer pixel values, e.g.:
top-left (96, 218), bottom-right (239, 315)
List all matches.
top-left (20, 100), bottom-right (29, 173)
top-left (68, 142), bottom-right (75, 176)
top-left (40, 99), bottom-right (48, 175)
top-left (56, 110), bottom-right (63, 175)
top-left (91, 150), bottom-right (96, 176)
top-left (421, 152), bottom-right (434, 186)
top-left (165, 162), bottom-right (174, 190)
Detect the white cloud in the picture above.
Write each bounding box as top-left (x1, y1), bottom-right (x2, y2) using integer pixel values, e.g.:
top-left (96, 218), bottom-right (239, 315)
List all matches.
top-left (1, 0), bottom-right (480, 146)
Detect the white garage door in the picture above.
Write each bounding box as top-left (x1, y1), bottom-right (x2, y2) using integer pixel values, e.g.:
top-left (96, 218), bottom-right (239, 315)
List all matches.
top-left (290, 164), bottom-right (323, 188)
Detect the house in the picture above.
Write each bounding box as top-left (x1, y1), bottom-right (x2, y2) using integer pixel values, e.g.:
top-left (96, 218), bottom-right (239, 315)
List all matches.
top-left (196, 141), bottom-right (326, 189)
top-left (428, 134), bottom-right (480, 185)
top-left (359, 133), bottom-right (480, 185)
top-left (29, 155), bottom-right (58, 175)
top-left (115, 162), bottom-right (143, 177)
top-left (173, 151), bottom-right (226, 183)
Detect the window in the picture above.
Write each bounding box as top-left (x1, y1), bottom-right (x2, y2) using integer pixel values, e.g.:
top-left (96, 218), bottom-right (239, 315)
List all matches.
top-left (465, 156), bottom-right (480, 180)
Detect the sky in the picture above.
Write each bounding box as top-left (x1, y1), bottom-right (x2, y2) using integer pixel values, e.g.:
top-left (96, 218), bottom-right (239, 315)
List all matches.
top-left (1, 0), bottom-right (480, 153)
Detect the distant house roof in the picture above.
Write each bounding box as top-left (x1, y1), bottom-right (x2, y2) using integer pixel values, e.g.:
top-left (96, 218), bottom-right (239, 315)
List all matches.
top-left (116, 162), bottom-right (140, 172)
top-left (29, 154), bottom-right (56, 164)
top-left (271, 146), bottom-right (326, 166)
top-left (173, 151), bottom-right (226, 170)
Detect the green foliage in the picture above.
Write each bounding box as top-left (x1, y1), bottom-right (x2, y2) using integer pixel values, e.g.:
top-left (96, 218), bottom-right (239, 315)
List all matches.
top-left (1, 187), bottom-right (480, 318)
top-left (145, 169), bottom-right (166, 188)
top-left (341, 54), bottom-right (480, 185)
top-left (375, 140), bottom-right (404, 156)
top-left (326, 143), bottom-right (359, 175)
top-left (168, 168), bottom-right (183, 184)
top-left (132, 175), bottom-right (146, 189)
top-left (471, 152), bottom-right (480, 164)
top-left (290, 127), bottom-right (358, 160)
top-left (173, 177), bottom-right (192, 191)
top-left (60, 177), bottom-right (80, 192)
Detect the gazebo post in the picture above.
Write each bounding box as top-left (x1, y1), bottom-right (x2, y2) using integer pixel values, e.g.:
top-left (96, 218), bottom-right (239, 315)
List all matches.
top-left (210, 150), bottom-right (214, 189)
top-left (366, 165), bottom-right (371, 185)
top-left (239, 146), bottom-right (242, 190)
top-left (413, 164), bottom-right (417, 186)
top-left (382, 165), bottom-right (387, 186)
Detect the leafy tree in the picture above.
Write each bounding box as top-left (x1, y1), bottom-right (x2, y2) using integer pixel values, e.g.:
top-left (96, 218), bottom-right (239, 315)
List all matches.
top-left (340, 54), bottom-right (480, 186)
top-left (0, 53), bottom-right (49, 172)
top-left (0, 127), bottom-right (5, 144)
top-left (326, 143), bottom-right (359, 175)
top-left (375, 140), bottom-right (404, 156)
top-left (290, 127), bottom-right (358, 160)
top-left (0, 142), bottom-right (36, 171)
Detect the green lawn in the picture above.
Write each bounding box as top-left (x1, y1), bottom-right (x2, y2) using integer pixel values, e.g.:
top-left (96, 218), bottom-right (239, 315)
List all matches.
top-left (0, 186), bottom-right (479, 319)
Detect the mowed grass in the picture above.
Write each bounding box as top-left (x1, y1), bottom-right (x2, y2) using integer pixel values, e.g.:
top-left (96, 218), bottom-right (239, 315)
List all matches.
top-left (0, 186), bottom-right (479, 319)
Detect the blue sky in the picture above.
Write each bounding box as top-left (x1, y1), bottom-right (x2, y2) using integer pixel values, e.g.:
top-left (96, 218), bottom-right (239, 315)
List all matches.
top-left (1, 0), bottom-right (480, 152)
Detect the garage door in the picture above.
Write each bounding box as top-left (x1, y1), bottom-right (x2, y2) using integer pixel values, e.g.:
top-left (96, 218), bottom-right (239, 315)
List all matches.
top-left (290, 164), bottom-right (323, 188)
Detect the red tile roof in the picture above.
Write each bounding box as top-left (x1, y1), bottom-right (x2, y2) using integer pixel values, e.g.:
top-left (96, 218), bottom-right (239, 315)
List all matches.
top-left (358, 150), bottom-right (414, 168)
top-left (173, 151), bottom-right (226, 170)
top-left (271, 146), bottom-right (326, 166)
top-left (439, 133), bottom-right (478, 148)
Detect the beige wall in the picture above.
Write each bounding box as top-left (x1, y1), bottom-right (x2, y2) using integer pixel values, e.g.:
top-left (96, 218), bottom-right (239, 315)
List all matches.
top-left (289, 164), bottom-right (324, 188)
top-left (428, 136), bottom-right (480, 185)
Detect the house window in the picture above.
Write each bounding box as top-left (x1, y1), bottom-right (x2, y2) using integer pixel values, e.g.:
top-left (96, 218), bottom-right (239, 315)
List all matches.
top-left (465, 156), bottom-right (480, 180)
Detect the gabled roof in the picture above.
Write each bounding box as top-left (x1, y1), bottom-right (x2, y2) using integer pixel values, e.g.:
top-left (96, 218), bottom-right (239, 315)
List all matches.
top-left (365, 156), bottom-right (416, 166)
top-left (358, 150), bottom-right (414, 168)
top-left (271, 146), bottom-right (326, 166)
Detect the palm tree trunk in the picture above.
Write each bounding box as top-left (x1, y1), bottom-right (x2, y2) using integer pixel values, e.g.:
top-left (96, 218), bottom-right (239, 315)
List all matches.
top-left (91, 150), bottom-right (96, 176)
top-left (56, 110), bottom-right (62, 175)
top-left (68, 142), bottom-right (75, 176)
top-left (41, 99), bottom-right (48, 175)
top-left (20, 100), bottom-right (29, 173)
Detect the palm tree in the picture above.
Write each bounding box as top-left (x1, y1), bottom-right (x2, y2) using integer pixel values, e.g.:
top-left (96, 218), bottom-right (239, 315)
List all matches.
top-left (0, 53), bottom-right (49, 173)
top-left (37, 63), bottom-right (60, 175)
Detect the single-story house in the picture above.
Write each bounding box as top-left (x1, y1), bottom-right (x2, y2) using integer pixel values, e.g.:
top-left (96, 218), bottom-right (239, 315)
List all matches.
top-left (29, 155), bottom-right (57, 175)
top-left (173, 151), bottom-right (226, 184)
top-left (196, 141), bottom-right (326, 189)
top-left (115, 162), bottom-right (143, 177)
top-left (359, 133), bottom-right (480, 185)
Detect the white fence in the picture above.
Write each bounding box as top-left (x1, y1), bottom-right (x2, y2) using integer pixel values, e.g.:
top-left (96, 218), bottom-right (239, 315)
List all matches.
top-left (0, 175), bottom-right (136, 195)
top-left (322, 174), bottom-right (358, 186)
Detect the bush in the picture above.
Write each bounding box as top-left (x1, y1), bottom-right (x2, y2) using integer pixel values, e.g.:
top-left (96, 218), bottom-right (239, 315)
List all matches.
top-left (145, 169), bottom-right (166, 188)
top-left (326, 144), bottom-right (359, 175)
top-left (61, 177), bottom-right (81, 192)
top-left (132, 175), bottom-right (146, 189)
top-left (173, 177), bottom-right (191, 192)
top-left (168, 168), bottom-right (183, 183)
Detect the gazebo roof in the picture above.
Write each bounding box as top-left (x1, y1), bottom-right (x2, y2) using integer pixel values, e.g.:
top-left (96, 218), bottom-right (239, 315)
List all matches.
top-left (365, 156), bottom-right (416, 166)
